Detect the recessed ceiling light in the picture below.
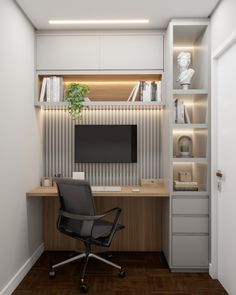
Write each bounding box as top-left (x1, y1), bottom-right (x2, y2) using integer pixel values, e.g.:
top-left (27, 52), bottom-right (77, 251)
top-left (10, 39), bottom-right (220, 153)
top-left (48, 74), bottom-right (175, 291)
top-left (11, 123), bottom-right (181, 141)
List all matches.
top-left (49, 19), bottom-right (149, 25)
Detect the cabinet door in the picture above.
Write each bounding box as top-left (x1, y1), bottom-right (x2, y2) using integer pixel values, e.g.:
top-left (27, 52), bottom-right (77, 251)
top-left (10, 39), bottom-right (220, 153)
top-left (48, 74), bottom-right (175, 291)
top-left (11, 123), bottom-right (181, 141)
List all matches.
top-left (100, 35), bottom-right (163, 70)
top-left (36, 35), bottom-right (100, 70)
top-left (172, 235), bottom-right (209, 267)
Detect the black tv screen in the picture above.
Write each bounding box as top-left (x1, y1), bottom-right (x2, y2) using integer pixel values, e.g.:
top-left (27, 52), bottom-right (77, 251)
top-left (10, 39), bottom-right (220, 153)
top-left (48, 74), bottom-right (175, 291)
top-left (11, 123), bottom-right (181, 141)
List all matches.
top-left (75, 125), bottom-right (137, 163)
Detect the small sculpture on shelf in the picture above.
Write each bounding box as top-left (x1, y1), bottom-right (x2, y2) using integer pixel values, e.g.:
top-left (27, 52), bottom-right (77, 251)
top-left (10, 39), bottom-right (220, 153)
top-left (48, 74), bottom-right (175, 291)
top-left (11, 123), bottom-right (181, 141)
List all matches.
top-left (177, 135), bottom-right (193, 157)
top-left (176, 52), bottom-right (195, 90)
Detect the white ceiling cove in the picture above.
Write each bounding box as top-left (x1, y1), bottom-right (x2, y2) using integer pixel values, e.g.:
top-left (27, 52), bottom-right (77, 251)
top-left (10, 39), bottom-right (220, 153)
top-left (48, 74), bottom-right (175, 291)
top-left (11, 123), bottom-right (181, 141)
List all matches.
top-left (16, 0), bottom-right (220, 30)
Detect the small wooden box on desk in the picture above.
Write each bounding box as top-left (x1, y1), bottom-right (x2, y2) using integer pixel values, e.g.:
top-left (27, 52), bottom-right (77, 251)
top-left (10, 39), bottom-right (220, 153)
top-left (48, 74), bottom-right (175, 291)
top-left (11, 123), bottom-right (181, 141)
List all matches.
top-left (27, 184), bottom-right (169, 252)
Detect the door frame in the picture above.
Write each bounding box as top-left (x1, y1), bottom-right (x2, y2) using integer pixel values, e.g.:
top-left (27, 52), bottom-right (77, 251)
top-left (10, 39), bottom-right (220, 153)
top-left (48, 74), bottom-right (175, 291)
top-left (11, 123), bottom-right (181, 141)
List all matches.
top-left (210, 29), bottom-right (236, 279)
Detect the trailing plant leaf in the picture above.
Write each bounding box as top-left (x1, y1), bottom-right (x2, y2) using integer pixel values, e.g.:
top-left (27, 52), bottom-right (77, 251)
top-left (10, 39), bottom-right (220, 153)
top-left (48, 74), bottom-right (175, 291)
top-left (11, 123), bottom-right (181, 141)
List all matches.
top-left (64, 83), bottom-right (89, 120)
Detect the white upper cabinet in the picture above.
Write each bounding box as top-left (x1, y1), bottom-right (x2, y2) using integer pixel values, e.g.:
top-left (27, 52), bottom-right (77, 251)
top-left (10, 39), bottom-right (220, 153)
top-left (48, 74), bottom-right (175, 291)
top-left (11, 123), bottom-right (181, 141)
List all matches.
top-left (36, 35), bottom-right (100, 70)
top-left (100, 35), bottom-right (163, 70)
top-left (36, 33), bottom-right (164, 71)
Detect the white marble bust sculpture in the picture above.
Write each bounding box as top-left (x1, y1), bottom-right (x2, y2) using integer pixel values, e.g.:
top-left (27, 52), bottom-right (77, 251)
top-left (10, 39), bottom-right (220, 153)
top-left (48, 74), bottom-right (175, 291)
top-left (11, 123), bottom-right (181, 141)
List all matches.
top-left (176, 52), bottom-right (195, 89)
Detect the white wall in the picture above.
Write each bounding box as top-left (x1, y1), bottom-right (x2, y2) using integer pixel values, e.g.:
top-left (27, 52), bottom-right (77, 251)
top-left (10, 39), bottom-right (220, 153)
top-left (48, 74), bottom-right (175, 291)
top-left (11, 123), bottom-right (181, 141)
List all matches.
top-left (0, 0), bottom-right (43, 293)
top-left (211, 0), bottom-right (236, 52)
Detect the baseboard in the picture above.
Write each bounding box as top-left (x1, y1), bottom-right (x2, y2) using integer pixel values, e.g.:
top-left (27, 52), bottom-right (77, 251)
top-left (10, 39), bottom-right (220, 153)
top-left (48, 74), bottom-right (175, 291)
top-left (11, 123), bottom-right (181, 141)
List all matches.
top-left (209, 263), bottom-right (218, 279)
top-left (0, 243), bottom-right (44, 295)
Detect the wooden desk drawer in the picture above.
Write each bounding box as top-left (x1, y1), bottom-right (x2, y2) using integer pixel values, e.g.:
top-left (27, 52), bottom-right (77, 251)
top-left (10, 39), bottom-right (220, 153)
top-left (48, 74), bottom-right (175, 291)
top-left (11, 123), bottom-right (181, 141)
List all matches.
top-left (172, 197), bottom-right (208, 215)
top-left (172, 216), bottom-right (209, 234)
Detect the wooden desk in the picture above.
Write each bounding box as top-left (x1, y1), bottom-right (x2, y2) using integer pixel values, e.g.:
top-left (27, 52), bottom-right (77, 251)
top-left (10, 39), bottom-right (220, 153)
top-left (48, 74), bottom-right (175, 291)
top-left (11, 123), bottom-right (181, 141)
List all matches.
top-left (27, 185), bottom-right (169, 251)
top-left (27, 185), bottom-right (169, 198)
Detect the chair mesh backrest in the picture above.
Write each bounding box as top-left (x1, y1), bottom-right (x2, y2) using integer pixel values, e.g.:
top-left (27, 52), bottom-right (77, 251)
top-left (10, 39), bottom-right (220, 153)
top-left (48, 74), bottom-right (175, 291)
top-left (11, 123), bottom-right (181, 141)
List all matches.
top-left (55, 179), bottom-right (96, 216)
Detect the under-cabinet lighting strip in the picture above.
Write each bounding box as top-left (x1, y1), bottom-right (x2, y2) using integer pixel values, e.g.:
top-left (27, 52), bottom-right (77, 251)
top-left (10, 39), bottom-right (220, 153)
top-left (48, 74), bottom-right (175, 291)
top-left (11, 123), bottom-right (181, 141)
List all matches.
top-left (64, 81), bottom-right (143, 85)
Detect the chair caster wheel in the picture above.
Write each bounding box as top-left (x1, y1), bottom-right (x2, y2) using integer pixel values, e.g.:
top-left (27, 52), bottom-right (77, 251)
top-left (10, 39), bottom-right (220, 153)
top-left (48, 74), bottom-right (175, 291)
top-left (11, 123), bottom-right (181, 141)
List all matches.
top-left (49, 270), bottom-right (56, 278)
top-left (80, 283), bottom-right (88, 293)
top-left (118, 268), bottom-right (126, 278)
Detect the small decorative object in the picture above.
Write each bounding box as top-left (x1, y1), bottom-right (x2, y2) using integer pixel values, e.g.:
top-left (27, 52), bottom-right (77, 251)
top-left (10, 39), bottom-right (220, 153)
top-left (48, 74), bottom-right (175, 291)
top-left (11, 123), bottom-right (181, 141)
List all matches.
top-left (64, 83), bottom-right (90, 120)
top-left (174, 180), bottom-right (198, 191)
top-left (178, 171), bottom-right (192, 182)
top-left (41, 177), bottom-right (52, 187)
top-left (72, 172), bottom-right (85, 180)
top-left (177, 135), bottom-right (192, 157)
top-left (176, 52), bottom-right (195, 90)
top-left (141, 178), bottom-right (164, 187)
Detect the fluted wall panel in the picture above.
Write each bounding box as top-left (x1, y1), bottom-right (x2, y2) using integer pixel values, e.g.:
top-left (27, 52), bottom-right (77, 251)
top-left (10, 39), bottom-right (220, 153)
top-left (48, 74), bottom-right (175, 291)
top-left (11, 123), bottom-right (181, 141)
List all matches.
top-left (44, 108), bottom-right (160, 185)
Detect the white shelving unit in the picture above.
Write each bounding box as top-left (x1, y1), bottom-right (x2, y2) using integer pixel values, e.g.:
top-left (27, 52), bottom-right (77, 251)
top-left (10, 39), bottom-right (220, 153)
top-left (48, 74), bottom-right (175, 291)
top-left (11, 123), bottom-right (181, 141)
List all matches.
top-left (161, 19), bottom-right (210, 272)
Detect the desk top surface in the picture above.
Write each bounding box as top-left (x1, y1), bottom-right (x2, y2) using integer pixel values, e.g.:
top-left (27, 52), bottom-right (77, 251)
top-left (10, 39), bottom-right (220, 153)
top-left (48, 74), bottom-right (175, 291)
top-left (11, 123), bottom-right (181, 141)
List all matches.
top-left (26, 184), bottom-right (169, 198)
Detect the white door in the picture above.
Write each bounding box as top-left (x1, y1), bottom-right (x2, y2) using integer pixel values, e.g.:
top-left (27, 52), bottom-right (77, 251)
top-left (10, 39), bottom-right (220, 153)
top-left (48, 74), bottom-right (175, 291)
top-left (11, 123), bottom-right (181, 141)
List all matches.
top-left (215, 41), bottom-right (236, 294)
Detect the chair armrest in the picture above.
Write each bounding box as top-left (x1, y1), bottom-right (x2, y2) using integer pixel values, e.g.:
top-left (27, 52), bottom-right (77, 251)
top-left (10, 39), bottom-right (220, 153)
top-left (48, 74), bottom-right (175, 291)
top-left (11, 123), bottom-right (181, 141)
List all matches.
top-left (97, 207), bottom-right (121, 219)
top-left (96, 207), bottom-right (122, 246)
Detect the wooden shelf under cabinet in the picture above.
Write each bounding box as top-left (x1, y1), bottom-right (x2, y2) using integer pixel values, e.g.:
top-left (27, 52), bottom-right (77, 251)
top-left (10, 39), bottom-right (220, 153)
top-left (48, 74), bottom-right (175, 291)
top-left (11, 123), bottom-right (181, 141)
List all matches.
top-left (37, 73), bottom-right (162, 102)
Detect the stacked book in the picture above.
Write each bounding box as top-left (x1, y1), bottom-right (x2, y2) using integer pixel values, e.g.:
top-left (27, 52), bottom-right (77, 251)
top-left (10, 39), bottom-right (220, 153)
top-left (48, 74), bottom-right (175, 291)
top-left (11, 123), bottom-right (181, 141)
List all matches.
top-left (39, 76), bottom-right (64, 103)
top-left (173, 98), bottom-right (190, 123)
top-left (127, 82), bottom-right (140, 102)
top-left (127, 81), bottom-right (162, 102)
top-left (174, 180), bottom-right (198, 191)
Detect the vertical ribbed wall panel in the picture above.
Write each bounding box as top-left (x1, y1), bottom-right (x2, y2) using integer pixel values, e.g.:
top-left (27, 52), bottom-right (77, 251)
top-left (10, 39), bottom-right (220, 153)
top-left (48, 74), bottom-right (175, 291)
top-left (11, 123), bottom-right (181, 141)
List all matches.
top-left (44, 108), bottom-right (160, 185)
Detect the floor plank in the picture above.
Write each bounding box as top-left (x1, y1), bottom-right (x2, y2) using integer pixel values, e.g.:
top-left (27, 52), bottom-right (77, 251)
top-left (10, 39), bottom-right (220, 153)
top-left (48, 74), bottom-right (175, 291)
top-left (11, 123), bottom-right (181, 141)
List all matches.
top-left (12, 251), bottom-right (227, 295)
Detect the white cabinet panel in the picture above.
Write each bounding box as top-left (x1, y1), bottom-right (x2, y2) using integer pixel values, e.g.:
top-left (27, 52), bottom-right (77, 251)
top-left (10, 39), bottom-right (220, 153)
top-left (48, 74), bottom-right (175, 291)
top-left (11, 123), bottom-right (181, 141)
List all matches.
top-left (172, 217), bottom-right (209, 233)
top-left (100, 35), bottom-right (163, 70)
top-left (37, 35), bottom-right (100, 70)
top-left (172, 197), bottom-right (209, 215)
top-left (172, 235), bottom-right (209, 267)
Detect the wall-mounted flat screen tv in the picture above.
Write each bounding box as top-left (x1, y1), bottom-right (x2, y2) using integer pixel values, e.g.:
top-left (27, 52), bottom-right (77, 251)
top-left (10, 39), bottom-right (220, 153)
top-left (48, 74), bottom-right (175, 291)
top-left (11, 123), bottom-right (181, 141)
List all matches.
top-left (75, 125), bottom-right (137, 163)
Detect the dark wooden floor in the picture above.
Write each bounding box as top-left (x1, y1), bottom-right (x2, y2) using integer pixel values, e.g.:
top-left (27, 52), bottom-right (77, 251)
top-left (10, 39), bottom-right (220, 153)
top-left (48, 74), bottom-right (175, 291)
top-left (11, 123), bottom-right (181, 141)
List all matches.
top-left (13, 251), bottom-right (227, 295)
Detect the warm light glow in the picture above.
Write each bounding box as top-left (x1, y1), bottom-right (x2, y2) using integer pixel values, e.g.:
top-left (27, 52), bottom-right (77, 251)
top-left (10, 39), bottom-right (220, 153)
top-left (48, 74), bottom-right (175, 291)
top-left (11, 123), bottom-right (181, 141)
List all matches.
top-left (183, 102), bottom-right (194, 107)
top-left (49, 19), bottom-right (149, 25)
top-left (173, 162), bottom-right (195, 165)
top-left (173, 46), bottom-right (195, 51)
top-left (64, 81), bottom-right (146, 85)
top-left (173, 129), bottom-right (194, 135)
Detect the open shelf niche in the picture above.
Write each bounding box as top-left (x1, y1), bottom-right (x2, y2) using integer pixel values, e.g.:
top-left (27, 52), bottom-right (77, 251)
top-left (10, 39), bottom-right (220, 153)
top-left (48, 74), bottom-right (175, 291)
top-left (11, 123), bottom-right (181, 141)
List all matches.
top-left (173, 128), bottom-right (208, 158)
top-left (172, 93), bottom-right (208, 125)
top-left (173, 24), bottom-right (209, 90)
top-left (173, 162), bottom-right (208, 193)
top-left (36, 73), bottom-right (164, 109)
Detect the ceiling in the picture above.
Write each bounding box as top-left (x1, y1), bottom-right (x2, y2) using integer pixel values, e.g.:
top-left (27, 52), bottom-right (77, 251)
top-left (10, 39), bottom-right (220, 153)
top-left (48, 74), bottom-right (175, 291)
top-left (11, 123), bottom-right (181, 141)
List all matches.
top-left (16, 0), bottom-right (220, 30)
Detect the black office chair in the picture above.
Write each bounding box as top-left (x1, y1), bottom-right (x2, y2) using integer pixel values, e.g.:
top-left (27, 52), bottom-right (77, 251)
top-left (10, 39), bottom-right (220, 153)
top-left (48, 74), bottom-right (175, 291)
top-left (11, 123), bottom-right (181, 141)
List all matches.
top-left (49, 178), bottom-right (125, 293)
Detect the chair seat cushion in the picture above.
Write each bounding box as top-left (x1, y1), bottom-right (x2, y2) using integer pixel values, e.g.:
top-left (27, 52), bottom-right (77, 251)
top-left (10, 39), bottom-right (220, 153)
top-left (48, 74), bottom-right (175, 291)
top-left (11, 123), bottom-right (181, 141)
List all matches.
top-left (58, 217), bottom-right (124, 244)
top-left (92, 220), bottom-right (124, 239)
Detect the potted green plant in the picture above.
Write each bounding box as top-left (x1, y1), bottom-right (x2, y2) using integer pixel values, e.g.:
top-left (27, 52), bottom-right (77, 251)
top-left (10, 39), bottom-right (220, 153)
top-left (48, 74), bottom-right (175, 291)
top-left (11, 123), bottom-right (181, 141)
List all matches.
top-left (64, 83), bottom-right (89, 120)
